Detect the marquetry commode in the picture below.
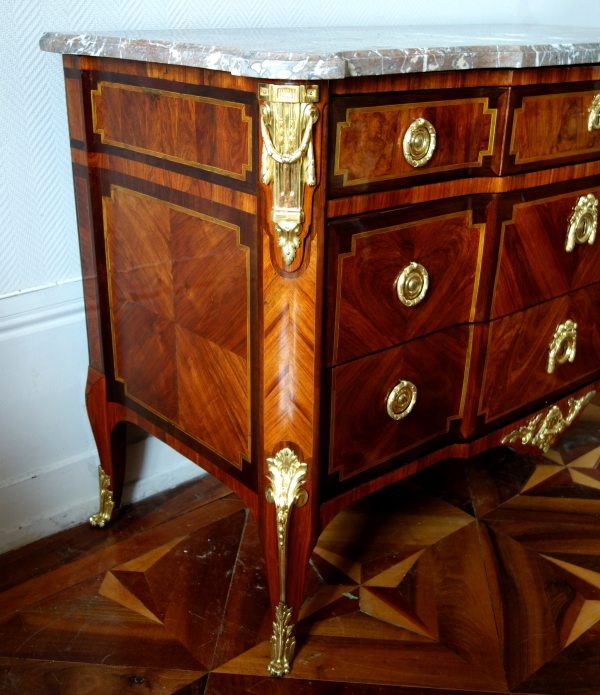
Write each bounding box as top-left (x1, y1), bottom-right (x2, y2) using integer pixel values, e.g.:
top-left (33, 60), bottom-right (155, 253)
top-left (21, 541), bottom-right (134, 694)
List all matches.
top-left (41, 27), bottom-right (600, 677)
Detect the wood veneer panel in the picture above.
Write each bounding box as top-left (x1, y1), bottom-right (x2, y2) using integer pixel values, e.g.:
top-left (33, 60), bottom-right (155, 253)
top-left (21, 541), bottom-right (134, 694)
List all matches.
top-left (65, 76), bottom-right (85, 142)
top-left (492, 179), bottom-right (600, 317)
top-left (113, 301), bottom-right (178, 420)
top-left (171, 209), bottom-right (247, 357)
top-left (104, 184), bottom-right (250, 467)
top-left (327, 199), bottom-right (488, 365)
top-left (328, 324), bottom-right (471, 481)
top-left (73, 175), bottom-right (103, 372)
top-left (480, 284), bottom-right (600, 424)
top-left (93, 81), bottom-right (252, 182)
top-left (330, 88), bottom-right (504, 196)
top-left (176, 324), bottom-right (248, 465)
top-left (507, 82), bottom-right (600, 173)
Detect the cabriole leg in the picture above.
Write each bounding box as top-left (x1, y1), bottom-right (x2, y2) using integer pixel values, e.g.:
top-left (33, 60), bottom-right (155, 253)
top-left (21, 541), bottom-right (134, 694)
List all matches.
top-left (86, 367), bottom-right (126, 527)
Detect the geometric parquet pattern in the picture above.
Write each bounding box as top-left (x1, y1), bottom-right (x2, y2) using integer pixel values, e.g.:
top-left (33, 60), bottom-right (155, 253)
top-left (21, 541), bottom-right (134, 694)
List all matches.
top-left (1, 393), bottom-right (600, 694)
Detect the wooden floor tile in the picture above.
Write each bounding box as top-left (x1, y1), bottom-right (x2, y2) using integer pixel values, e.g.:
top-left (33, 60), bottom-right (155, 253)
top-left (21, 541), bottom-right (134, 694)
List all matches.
top-left (0, 474), bottom-right (230, 595)
top-left (0, 657), bottom-right (205, 695)
top-left (0, 498), bottom-right (244, 618)
top-left (214, 635), bottom-right (506, 691)
top-left (2, 397), bottom-right (600, 693)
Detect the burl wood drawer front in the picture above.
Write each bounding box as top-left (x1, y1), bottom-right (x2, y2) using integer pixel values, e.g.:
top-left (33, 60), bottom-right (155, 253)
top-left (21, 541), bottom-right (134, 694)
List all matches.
top-left (104, 184), bottom-right (251, 469)
top-left (91, 77), bottom-right (255, 186)
top-left (326, 198), bottom-right (489, 366)
top-left (492, 180), bottom-right (600, 318)
top-left (328, 324), bottom-right (471, 481)
top-left (507, 83), bottom-right (600, 173)
top-left (480, 284), bottom-right (600, 425)
top-left (330, 88), bottom-right (504, 196)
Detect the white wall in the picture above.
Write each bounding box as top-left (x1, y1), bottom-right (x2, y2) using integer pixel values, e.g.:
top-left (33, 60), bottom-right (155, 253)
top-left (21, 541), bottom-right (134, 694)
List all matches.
top-left (1, 0), bottom-right (600, 553)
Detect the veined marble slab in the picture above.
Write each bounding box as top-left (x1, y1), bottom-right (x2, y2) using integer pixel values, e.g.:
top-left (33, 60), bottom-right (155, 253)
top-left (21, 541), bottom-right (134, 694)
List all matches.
top-left (40, 25), bottom-right (600, 81)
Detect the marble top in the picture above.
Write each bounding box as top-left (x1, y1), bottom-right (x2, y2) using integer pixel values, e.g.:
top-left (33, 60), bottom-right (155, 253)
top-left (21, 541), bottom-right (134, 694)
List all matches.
top-left (40, 25), bottom-right (600, 81)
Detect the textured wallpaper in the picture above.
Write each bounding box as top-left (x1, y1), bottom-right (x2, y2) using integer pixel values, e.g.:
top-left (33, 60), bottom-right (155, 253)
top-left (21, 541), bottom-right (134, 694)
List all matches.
top-left (1, 0), bottom-right (599, 297)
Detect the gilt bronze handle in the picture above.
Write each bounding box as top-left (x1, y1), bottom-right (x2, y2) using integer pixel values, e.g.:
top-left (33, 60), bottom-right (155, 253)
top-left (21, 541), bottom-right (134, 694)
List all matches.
top-left (588, 94), bottom-right (600, 131)
top-left (565, 194), bottom-right (597, 252)
top-left (547, 319), bottom-right (577, 374)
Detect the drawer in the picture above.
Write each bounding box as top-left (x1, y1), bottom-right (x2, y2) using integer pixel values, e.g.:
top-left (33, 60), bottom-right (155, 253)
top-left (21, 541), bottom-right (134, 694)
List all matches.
top-left (480, 284), bottom-right (600, 425)
top-left (326, 198), bottom-right (490, 365)
top-left (329, 88), bottom-right (505, 196)
top-left (492, 179), bottom-right (600, 318)
top-left (506, 82), bottom-right (600, 173)
top-left (327, 324), bottom-right (471, 482)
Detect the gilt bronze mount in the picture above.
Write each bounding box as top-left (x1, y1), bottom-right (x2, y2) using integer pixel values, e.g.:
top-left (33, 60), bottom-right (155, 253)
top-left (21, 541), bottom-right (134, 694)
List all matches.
top-left (259, 83), bottom-right (319, 265)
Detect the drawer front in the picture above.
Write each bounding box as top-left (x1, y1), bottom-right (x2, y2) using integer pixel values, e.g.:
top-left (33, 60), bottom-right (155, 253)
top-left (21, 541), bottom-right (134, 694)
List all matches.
top-left (328, 325), bottom-right (471, 481)
top-left (480, 284), bottom-right (600, 424)
top-left (492, 180), bottom-right (600, 318)
top-left (507, 83), bottom-right (600, 173)
top-left (327, 199), bottom-right (488, 365)
top-left (330, 88), bottom-right (504, 196)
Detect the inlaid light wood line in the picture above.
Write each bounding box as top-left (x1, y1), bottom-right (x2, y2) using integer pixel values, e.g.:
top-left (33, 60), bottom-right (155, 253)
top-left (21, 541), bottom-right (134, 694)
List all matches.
top-left (102, 184), bottom-right (251, 468)
top-left (334, 97), bottom-right (497, 186)
top-left (510, 89), bottom-right (600, 164)
top-left (333, 210), bottom-right (482, 363)
top-left (459, 324), bottom-right (476, 417)
top-left (92, 81), bottom-right (253, 180)
top-left (326, 159), bottom-right (600, 218)
top-left (477, 321), bottom-right (494, 418)
top-left (489, 183), bottom-right (600, 318)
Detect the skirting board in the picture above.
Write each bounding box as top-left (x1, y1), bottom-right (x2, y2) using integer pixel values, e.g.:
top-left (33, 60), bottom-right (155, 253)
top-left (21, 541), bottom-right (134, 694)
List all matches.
top-left (0, 280), bottom-right (205, 556)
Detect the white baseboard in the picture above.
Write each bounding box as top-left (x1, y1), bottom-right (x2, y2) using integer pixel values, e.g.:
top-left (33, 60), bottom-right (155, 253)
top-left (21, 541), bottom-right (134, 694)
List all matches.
top-left (0, 280), bottom-right (206, 556)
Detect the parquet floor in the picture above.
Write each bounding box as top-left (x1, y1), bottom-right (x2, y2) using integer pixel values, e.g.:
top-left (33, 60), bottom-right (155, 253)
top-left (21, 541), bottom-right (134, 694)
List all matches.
top-left (2, 394), bottom-right (600, 694)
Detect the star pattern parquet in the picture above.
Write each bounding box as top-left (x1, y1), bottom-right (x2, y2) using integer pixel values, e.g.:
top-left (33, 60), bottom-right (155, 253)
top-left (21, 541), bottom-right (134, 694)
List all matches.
top-left (1, 394), bottom-right (600, 694)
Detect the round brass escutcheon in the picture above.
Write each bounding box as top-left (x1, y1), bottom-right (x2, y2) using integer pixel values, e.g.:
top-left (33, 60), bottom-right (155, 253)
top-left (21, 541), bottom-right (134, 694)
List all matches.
top-left (565, 194), bottom-right (598, 252)
top-left (396, 261), bottom-right (429, 307)
top-left (386, 380), bottom-right (418, 420)
top-left (403, 118), bottom-right (437, 168)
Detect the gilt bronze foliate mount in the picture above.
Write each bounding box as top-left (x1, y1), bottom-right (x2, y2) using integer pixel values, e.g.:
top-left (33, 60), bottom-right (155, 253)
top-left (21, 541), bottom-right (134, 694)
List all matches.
top-left (258, 83), bottom-right (319, 266)
top-left (265, 447), bottom-right (308, 677)
top-left (502, 390), bottom-right (596, 453)
top-left (89, 465), bottom-right (115, 528)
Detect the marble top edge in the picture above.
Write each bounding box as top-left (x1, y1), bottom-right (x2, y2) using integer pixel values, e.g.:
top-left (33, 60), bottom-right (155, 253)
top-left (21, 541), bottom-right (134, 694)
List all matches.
top-left (39, 26), bottom-right (600, 80)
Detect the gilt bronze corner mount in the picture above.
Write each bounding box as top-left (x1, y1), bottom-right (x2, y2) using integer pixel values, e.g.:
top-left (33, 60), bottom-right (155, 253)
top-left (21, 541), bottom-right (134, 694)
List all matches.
top-left (259, 84), bottom-right (320, 266)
